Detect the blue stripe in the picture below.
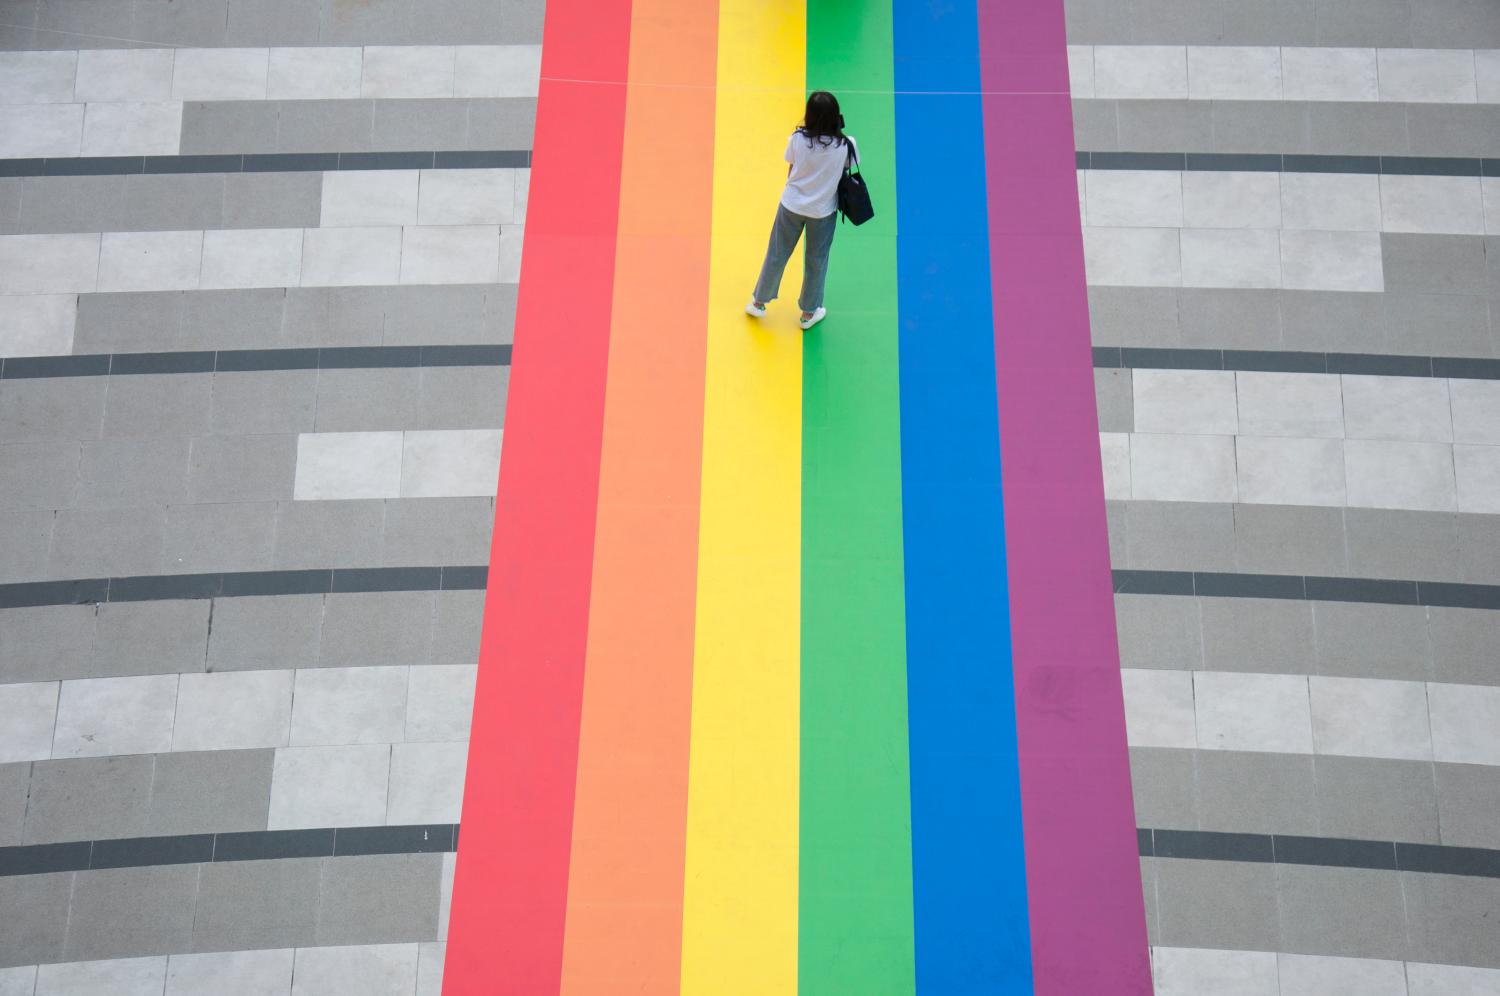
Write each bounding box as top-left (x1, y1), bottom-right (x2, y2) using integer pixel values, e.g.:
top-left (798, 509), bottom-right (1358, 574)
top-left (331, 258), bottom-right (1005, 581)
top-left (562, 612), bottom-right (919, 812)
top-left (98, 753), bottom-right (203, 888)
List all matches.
top-left (892, 0), bottom-right (1034, 990)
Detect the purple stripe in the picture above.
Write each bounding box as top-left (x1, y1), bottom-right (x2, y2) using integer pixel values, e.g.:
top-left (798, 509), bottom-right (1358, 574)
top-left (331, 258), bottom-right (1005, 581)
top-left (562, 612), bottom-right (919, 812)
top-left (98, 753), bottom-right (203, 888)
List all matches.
top-left (977, 3), bottom-right (1153, 992)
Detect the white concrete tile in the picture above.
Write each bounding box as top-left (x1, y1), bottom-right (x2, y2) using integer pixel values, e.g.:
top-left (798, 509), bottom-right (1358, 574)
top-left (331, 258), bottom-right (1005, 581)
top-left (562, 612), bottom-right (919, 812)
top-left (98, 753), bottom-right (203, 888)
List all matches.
top-left (0, 234), bottom-right (99, 295)
top-left (1235, 436), bottom-right (1347, 506)
top-left (454, 45), bottom-right (542, 98)
top-left (0, 50), bottom-right (77, 104)
top-left (199, 228), bottom-right (303, 290)
top-left (1380, 175), bottom-right (1486, 235)
top-left (0, 966), bottom-right (35, 996)
top-left (75, 49), bottom-right (174, 102)
top-left (1181, 171), bottom-right (1280, 229)
top-left (80, 100), bottom-right (182, 156)
top-left (1082, 227), bottom-right (1181, 286)
top-left (294, 430), bottom-right (404, 500)
top-left (1279, 230), bottom-right (1384, 292)
top-left (0, 294), bottom-right (76, 356)
top-left (387, 740), bottom-right (467, 824)
top-left (299, 226), bottom-right (402, 287)
top-left (1133, 369), bottom-right (1238, 434)
top-left (1408, 961), bottom-right (1500, 996)
top-left (1100, 432), bottom-right (1130, 499)
top-left (173, 670), bottom-right (294, 752)
top-left (1454, 444), bottom-right (1500, 513)
top-left (97, 230), bottom-right (203, 292)
top-left (267, 46), bottom-right (362, 100)
top-left (1084, 170), bottom-right (1183, 228)
top-left (361, 46), bottom-right (456, 99)
top-left (0, 104), bottom-right (83, 158)
top-left (416, 942), bottom-right (445, 996)
top-left (417, 169), bottom-right (515, 225)
top-left (1478, 50), bottom-right (1500, 102)
top-left (1428, 681), bottom-right (1500, 765)
top-left (291, 944), bottom-right (418, 996)
top-left (1186, 46), bottom-right (1281, 100)
top-left (268, 744), bottom-right (391, 829)
top-left (1067, 45), bottom-right (1095, 97)
top-left (0, 680), bottom-right (58, 763)
top-left (53, 674), bottom-right (178, 758)
top-left (1377, 47), bottom-right (1478, 102)
top-left (1484, 177), bottom-right (1500, 234)
top-left (166, 948), bottom-right (295, 996)
top-left (400, 225), bottom-right (501, 285)
top-left (513, 170), bottom-right (529, 223)
top-left (1310, 676), bottom-right (1433, 760)
top-left (1344, 439), bottom-right (1456, 512)
top-left (1235, 371), bottom-right (1343, 438)
top-left (1280, 172), bottom-right (1382, 231)
top-left (1121, 669), bottom-right (1197, 748)
top-left (320, 171), bottom-right (419, 227)
top-left (1194, 671), bottom-right (1313, 754)
top-left (1129, 433), bottom-right (1237, 502)
top-left (400, 429), bottom-right (502, 498)
top-left (498, 224), bottom-right (524, 283)
top-left (290, 666), bottom-right (409, 747)
top-left (1282, 47), bottom-right (1378, 101)
top-left (1154, 947), bottom-right (1278, 996)
top-left (171, 47), bottom-right (270, 101)
top-left (1277, 953), bottom-right (1407, 996)
top-left (1077, 172), bottom-right (1087, 226)
top-left (1181, 228), bottom-right (1281, 289)
top-left (1342, 374), bottom-right (1452, 442)
top-left (37, 957), bottom-right (166, 996)
top-left (1451, 380), bottom-right (1500, 445)
top-left (1093, 45), bottom-right (1187, 99)
top-left (405, 665), bottom-right (476, 742)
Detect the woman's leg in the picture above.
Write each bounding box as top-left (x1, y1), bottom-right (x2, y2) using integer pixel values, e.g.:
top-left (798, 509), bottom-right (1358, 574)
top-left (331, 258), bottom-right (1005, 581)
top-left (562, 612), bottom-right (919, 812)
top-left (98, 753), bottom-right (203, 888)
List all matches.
top-left (798, 212), bottom-right (837, 312)
top-left (751, 206), bottom-right (806, 305)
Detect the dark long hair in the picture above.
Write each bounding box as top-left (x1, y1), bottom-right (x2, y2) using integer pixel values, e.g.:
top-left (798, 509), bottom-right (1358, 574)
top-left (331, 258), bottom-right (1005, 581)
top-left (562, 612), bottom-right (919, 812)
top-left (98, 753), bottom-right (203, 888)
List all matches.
top-left (796, 90), bottom-right (846, 148)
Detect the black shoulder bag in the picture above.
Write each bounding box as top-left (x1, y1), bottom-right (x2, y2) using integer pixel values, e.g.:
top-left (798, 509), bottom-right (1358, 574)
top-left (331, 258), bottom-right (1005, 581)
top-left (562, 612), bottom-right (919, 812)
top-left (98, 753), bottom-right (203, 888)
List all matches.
top-left (837, 141), bottom-right (874, 226)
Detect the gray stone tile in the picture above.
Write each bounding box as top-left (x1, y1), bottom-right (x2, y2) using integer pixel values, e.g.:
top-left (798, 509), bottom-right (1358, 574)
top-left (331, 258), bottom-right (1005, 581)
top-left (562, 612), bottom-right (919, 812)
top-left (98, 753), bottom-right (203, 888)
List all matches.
top-left (0, 177), bottom-right (19, 235)
top-left (370, 99), bottom-right (472, 152)
top-left (179, 101), bottom-right (279, 156)
top-left (102, 375), bottom-right (212, 440)
top-left (1231, 503), bottom-right (1347, 577)
top-left (1087, 287), bottom-right (1179, 347)
top-left (275, 100), bottom-right (374, 154)
top-left (313, 368), bottom-right (421, 432)
top-left (1313, 602), bottom-right (1431, 682)
top-left (134, 0), bottom-right (228, 45)
top-left (316, 853), bottom-right (443, 945)
top-left (273, 499), bottom-right (385, 569)
top-left (1428, 607), bottom-right (1500, 686)
top-left (480, 284), bottom-right (517, 342)
top-left (74, 292), bottom-right (186, 355)
top-left (1177, 289), bottom-right (1282, 350)
top-left (210, 371), bottom-right (318, 437)
top-left (0, 762), bottom-right (27, 846)
top-left (0, 378), bottom-right (106, 442)
top-left (500, 0), bottom-right (544, 41)
top-left (15, 175), bottom-right (124, 234)
top-left (192, 857), bottom-right (320, 953)
top-left (1304, 102), bottom-right (1409, 156)
top-left (319, 591), bottom-right (433, 668)
top-left (1139, 858), bottom-right (1158, 946)
top-left (147, 748), bottom-right (273, 836)
top-left (0, 508), bottom-right (53, 583)
top-left (1316, 755), bottom-right (1441, 843)
top-left (1072, 99), bottom-right (1119, 152)
top-left (1197, 750), bottom-right (1318, 836)
top-left (182, 289), bottom-right (288, 351)
top-left (225, 0), bottom-right (321, 44)
top-left (23, 754), bottom-right (153, 844)
top-left (207, 594), bottom-right (324, 673)
top-left (188, 435), bottom-right (297, 503)
top-left (1123, 501), bottom-right (1233, 572)
top-left (1128, 746), bottom-right (1197, 829)
top-left (0, 605), bottom-right (97, 683)
top-left (65, 864), bottom-right (199, 961)
top-left (1383, 234), bottom-right (1489, 297)
top-left (1346, 508), bottom-right (1460, 582)
top-left (1127, 0), bottom-right (1222, 41)
top-left (49, 505), bottom-right (165, 579)
top-left (162, 502), bottom-right (278, 574)
top-left (0, 873), bottom-right (72, 967)
top-left (1064, 0), bottom-right (1135, 41)
top-left (1114, 593), bottom-right (1202, 670)
top-left (1200, 597), bottom-right (1315, 674)
top-left (1276, 865), bottom-right (1408, 960)
top-left (77, 437), bottom-right (191, 509)
top-left (1406, 105), bottom-right (1500, 160)
top-left (1210, 102), bottom-right (1310, 155)
top-left (318, 0), bottom-right (407, 43)
top-left (1411, 0), bottom-right (1500, 46)
top-left (382, 498), bottom-right (492, 568)
top-left (282, 287), bottom-right (386, 348)
top-left (223, 171), bottom-right (323, 230)
top-left (1278, 290), bottom-right (1384, 353)
top-left (1106, 500), bottom-right (1126, 565)
top-left (34, 0), bottom-right (134, 43)
top-left (1382, 293), bottom-right (1493, 358)
top-left (1456, 513), bottom-right (1500, 585)
top-left (379, 285), bottom-right (491, 346)
top-left (1401, 872), bottom-right (1500, 969)
top-left (94, 600), bottom-right (210, 679)
top-left (1155, 858), bottom-right (1280, 950)
top-left (403, 0), bottom-right (502, 42)
top-left (1115, 100), bottom-right (1213, 153)
top-left (0, 441), bottom-right (80, 509)
top-left (414, 367), bottom-right (507, 431)
top-left (1221, 0), bottom-right (1317, 43)
top-left (118, 174), bottom-right (225, 233)
top-left (1314, 0), bottom-right (1413, 46)
top-left (431, 589), bottom-right (484, 669)
top-left (466, 98), bottom-right (537, 149)
top-left (1094, 368), bottom-right (1131, 433)
top-left (1435, 762), bottom-right (1500, 849)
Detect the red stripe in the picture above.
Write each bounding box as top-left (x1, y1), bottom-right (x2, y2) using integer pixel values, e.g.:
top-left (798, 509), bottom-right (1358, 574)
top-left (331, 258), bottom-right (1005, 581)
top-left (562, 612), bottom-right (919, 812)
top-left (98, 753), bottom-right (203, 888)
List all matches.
top-left (441, 3), bottom-right (633, 992)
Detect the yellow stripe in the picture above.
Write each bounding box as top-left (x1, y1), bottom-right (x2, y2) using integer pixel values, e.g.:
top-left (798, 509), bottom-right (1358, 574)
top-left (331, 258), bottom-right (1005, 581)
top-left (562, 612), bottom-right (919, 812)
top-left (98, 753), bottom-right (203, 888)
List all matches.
top-left (680, 1), bottom-right (805, 992)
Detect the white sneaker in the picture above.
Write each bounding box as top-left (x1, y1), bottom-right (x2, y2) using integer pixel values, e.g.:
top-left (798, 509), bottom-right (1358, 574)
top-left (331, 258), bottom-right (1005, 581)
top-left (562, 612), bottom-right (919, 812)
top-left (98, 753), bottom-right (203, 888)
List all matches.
top-left (799, 306), bottom-right (826, 330)
top-left (745, 300), bottom-right (767, 318)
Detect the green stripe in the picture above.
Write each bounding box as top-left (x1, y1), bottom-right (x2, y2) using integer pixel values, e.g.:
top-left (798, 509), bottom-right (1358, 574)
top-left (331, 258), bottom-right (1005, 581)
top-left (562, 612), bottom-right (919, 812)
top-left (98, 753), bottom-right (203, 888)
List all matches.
top-left (799, 4), bottom-right (915, 993)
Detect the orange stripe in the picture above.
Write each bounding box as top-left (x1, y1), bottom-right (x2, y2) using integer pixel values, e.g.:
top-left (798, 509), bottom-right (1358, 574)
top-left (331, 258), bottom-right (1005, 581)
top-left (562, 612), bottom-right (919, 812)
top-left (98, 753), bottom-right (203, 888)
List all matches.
top-left (558, 0), bottom-right (719, 991)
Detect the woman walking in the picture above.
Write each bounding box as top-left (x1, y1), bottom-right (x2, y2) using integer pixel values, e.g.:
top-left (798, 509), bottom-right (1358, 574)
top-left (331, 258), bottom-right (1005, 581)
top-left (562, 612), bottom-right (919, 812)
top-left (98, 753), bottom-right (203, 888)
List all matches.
top-left (746, 91), bottom-right (854, 331)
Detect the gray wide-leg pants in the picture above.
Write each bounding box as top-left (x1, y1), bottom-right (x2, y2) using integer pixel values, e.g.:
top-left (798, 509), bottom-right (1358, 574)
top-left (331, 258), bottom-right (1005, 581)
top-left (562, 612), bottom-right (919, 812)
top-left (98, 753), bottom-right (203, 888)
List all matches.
top-left (752, 204), bottom-right (837, 312)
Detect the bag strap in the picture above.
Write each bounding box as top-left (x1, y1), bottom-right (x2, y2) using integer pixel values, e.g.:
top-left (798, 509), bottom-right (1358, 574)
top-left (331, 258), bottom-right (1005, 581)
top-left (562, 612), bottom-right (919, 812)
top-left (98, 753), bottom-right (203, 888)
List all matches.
top-left (844, 140), bottom-right (859, 173)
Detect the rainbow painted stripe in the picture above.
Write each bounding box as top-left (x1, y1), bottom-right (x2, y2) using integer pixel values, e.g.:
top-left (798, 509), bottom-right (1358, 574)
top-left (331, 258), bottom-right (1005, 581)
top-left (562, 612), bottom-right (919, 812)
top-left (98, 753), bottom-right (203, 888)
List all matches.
top-left (443, 1), bottom-right (1150, 993)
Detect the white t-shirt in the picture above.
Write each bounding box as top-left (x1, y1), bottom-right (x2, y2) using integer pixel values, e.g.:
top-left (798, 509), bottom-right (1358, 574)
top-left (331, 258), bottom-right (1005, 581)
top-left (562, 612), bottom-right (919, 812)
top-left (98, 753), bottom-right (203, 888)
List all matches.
top-left (780, 131), bottom-right (856, 219)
